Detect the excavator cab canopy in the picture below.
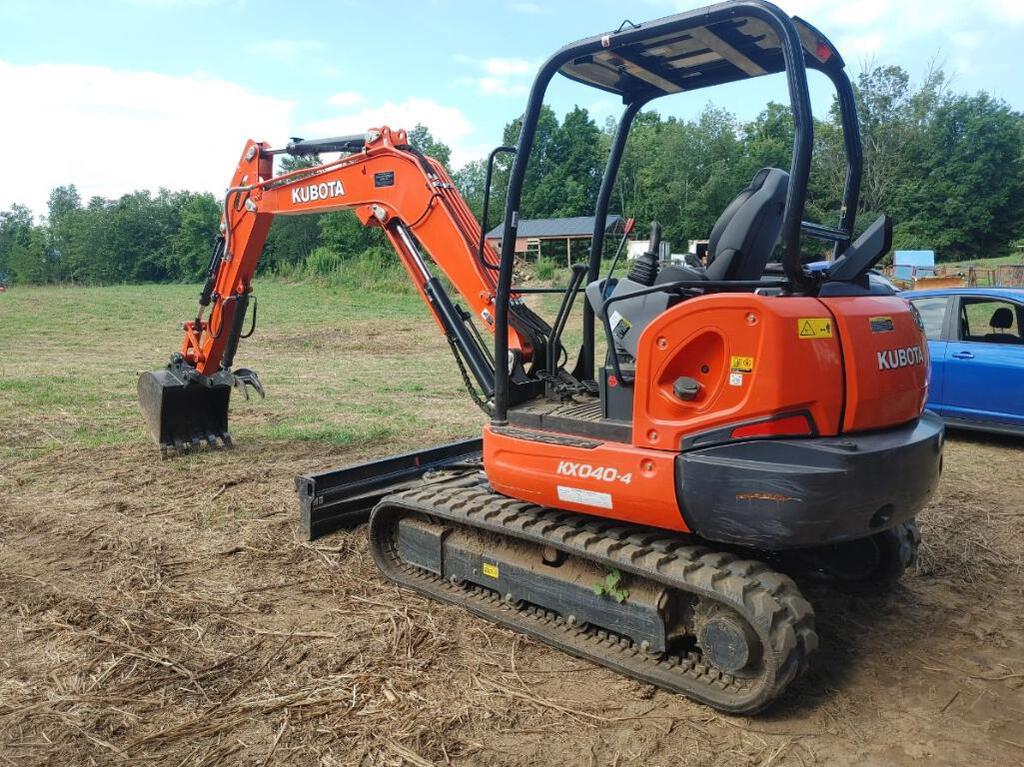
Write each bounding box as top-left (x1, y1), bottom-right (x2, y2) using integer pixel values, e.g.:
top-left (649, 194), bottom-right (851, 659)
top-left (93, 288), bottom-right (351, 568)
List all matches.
top-left (558, 13), bottom-right (843, 103)
top-left (492, 0), bottom-right (867, 422)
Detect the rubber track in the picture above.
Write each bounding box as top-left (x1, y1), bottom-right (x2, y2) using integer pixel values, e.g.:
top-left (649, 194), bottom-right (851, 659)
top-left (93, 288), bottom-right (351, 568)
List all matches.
top-left (369, 477), bottom-right (818, 714)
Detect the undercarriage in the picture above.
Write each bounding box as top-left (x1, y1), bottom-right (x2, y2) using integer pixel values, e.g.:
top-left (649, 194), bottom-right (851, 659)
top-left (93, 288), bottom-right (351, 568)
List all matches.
top-left (370, 473), bottom-right (818, 714)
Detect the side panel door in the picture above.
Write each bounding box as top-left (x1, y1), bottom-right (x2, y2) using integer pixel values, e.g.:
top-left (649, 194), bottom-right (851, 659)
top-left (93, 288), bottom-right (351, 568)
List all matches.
top-left (943, 297), bottom-right (1024, 425)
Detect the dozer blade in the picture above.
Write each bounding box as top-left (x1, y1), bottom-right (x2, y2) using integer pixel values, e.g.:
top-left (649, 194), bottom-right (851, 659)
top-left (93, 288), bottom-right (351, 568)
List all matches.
top-left (137, 369), bottom-right (233, 458)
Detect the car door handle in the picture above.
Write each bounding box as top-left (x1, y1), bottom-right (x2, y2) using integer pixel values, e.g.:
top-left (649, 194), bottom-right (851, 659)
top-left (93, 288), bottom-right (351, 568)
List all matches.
top-left (951, 351), bottom-right (975, 360)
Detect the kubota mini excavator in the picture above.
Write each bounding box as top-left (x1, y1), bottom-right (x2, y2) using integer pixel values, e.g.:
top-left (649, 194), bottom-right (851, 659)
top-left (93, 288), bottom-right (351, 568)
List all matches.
top-left (138, 1), bottom-right (944, 713)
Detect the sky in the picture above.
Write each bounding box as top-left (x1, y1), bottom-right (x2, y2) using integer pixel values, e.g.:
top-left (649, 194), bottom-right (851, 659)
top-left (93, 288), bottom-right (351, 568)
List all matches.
top-left (2, 0), bottom-right (1024, 216)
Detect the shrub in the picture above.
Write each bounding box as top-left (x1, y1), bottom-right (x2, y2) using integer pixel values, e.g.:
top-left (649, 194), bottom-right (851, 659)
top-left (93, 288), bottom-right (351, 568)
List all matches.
top-left (536, 256), bottom-right (556, 281)
top-left (305, 246), bottom-right (343, 276)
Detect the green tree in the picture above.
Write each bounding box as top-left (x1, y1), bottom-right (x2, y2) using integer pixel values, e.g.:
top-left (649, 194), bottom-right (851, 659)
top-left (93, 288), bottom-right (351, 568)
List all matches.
top-left (894, 92), bottom-right (1024, 258)
top-left (452, 159), bottom-right (488, 220)
top-left (531, 106), bottom-right (604, 217)
top-left (0, 204), bottom-right (37, 283)
top-left (11, 227), bottom-right (51, 283)
top-left (408, 124), bottom-right (452, 169)
top-left (171, 192), bottom-right (221, 281)
top-left (262, 154), bottom-right (325, 274)
top-left (46, 185), bottom-right (82, 280)
top-left (319, 210), bottom-right (384, 258)
top-left (496, 104), bottom-right (562, 218)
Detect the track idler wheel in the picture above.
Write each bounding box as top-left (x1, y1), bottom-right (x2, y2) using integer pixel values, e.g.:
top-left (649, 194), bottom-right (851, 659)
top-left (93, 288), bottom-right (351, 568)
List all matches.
top-left (696, 607), bottom-right (762, 675)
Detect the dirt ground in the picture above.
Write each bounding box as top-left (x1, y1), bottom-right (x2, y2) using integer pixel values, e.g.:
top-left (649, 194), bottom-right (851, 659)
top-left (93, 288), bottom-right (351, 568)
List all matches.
top-left (2, 285), bottom-right (1024, 766)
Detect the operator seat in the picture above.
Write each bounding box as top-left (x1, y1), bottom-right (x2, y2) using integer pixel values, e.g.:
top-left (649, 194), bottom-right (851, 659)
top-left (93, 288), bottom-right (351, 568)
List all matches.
top-left (586, 168), bottom-right (790, 359)
top-left (657, 167), bottom-right (789, 284)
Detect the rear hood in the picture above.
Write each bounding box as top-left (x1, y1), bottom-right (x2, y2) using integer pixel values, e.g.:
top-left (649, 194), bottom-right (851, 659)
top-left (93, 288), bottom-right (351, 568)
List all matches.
top-left (820, 296), bottom-right (929, 433)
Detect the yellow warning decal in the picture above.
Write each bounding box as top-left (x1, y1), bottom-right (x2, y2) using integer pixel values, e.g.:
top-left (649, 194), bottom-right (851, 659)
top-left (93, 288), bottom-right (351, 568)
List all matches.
top-left (482, 562), bottom-right (499, 579)
top-left (730, 356), bottom-right (754, 373)
top-left (798, 318), bottom-right (833, 339)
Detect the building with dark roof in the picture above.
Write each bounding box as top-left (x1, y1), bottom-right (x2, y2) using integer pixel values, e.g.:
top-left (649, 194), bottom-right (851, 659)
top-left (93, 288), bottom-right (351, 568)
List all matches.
top-left (485, 215), bottom-right (625, 263)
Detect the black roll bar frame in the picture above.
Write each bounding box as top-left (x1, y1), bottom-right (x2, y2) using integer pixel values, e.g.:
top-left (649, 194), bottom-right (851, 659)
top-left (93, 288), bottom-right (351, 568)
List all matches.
top-left (491, 1), bottom-right (863, 423)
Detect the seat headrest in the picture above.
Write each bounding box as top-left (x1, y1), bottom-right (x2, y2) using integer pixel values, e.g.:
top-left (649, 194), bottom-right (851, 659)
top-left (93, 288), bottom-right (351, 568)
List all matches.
top-left (990, 306), bottom-right (1014, 330)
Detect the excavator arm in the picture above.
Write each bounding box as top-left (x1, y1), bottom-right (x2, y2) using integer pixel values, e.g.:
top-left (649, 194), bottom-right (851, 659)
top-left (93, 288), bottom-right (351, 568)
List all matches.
top-left (139, 126), bottom-right (543, 455)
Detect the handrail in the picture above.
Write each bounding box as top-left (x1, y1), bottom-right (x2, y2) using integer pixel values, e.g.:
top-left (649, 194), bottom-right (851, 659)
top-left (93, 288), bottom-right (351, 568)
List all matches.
top-left (477, 146), bottom-right (516, 272)
top-left (802, 221), bottom-right (850, 243)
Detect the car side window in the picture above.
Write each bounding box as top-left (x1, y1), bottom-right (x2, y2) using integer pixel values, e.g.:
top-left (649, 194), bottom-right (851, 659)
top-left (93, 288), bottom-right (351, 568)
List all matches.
top-left (910, 297), bottom-right (949, 341)
top-left (958, 299), bottom-right (1023, 344)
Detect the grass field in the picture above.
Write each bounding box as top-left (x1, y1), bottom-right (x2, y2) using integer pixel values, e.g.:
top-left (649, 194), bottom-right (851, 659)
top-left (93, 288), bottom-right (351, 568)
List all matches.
top-left (943, 252), bottom-right (1024, 270)
top-left (0, 281), bottom-right (481, 459)
top-left (2, 281), bottom-right (1024, 766)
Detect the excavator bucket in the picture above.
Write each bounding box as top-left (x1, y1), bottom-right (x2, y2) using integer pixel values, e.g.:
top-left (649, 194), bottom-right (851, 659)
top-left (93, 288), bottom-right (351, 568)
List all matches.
top-left (137, 369), bottom-right (233, 457)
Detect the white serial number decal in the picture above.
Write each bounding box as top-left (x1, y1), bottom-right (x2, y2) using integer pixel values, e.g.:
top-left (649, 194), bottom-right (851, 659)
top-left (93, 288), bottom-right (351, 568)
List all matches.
top-left (557, 485), bottom-right (613, 510)
top-left (557, 461), bottom-right (632, 485)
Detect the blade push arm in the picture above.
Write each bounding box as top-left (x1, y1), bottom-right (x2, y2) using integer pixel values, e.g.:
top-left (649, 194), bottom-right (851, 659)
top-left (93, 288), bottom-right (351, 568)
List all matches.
top-left (182, 127), bottom-right (532, 390)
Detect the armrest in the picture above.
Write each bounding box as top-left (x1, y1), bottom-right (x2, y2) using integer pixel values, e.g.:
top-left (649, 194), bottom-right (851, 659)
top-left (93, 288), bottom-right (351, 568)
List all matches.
top-left (826, 215), bottom-right (893, 282)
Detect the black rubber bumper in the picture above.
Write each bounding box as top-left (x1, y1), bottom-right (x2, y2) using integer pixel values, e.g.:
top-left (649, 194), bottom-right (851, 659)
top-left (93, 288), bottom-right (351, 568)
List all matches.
top-left (676, 411), bottom-right (944, 550)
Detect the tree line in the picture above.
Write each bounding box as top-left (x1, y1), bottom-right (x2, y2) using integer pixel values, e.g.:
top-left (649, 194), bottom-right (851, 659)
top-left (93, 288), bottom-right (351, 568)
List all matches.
top-left (2, 64), bottom-right (1022, 286)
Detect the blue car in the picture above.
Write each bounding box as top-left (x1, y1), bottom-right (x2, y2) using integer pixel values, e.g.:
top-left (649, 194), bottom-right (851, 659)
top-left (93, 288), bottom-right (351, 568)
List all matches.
top-left (901, 288), bottom-right (1024, 436)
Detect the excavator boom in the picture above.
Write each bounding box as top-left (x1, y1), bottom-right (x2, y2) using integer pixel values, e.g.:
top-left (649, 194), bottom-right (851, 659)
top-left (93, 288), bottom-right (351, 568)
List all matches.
top-left (139, 126), bottom-right (539, 455)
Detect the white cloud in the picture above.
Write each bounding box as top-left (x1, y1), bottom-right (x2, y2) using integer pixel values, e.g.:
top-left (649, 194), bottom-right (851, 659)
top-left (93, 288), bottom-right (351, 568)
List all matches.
top-left (326, 91), bottom-right (364, 107)
top-left (835, 32), bottom-right (885, 59)
top-left (453, 55), bottom-right (535, 97)
top-left (829, 0), bottom-right (890, 28)
top-left (482, 57), bottom-right (533, 77)
top-left (301, 96), bottom-right (484, 168)
top-left (0, 60), bottom-right (294, 215)
top-left (643, 0), bottom-right (1024, 66)
top-left (470, 76), bottom-right (529, 96)
top-left (773, 0), bottom-right (1024, 58)
top-left (983, 1), bottom-right (1024, 24)
top-left (245, 39), bottom-right (326, 65)
top-left (952, 31), bottom-right (983, 51)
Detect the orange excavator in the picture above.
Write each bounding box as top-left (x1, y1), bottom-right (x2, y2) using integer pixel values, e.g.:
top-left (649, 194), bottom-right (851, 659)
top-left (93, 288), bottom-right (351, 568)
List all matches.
top-left (139, 1), bottom-right (943, 713)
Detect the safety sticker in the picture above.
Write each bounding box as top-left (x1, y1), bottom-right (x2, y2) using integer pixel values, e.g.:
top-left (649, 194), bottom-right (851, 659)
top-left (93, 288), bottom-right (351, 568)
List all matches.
top-left (798, 318), bottom-right (833, 339)
top-left (557, 485), bottom-right (613, 510)
top-left (609, 310), bottom-right (631, 341)
top-left (482, 562), bottom-right (499, 579)
top-left (729, 372), bottom-right (744, 387)
top-left (870, 315), bottom-right (895, 333)
top-left (730, 356), bottom-right (754, 372)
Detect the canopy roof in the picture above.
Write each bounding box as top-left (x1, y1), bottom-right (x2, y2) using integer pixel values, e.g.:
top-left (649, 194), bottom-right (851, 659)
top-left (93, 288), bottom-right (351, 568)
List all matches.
top-left (558, 11), bottom-right (841, 102)
top-left (486, 215), bottom-right (623, 240)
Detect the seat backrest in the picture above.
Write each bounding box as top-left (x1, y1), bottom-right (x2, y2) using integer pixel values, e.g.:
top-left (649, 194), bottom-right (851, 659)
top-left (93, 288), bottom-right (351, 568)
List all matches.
top-left (705, 168), bottom-right (789, 282)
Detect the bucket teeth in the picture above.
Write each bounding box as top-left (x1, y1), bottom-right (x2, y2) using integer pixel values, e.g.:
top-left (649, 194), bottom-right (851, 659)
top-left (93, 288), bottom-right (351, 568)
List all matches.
top-left (158, 430), bottom-right (233, 460)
